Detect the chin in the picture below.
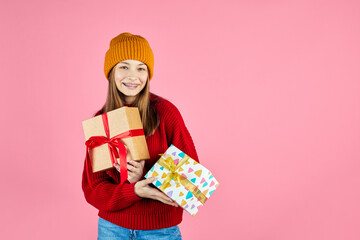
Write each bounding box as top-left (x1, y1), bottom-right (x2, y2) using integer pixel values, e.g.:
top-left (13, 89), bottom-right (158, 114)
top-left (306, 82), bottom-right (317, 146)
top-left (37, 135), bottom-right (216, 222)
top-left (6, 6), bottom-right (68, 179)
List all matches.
top-left (123, 91), bottom-right (140, 97)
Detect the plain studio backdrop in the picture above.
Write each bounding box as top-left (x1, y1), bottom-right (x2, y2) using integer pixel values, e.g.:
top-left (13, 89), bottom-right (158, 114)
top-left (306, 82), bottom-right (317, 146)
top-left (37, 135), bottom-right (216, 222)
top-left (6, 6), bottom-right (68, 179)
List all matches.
top-left (1, 0), bottom-right (359, 239)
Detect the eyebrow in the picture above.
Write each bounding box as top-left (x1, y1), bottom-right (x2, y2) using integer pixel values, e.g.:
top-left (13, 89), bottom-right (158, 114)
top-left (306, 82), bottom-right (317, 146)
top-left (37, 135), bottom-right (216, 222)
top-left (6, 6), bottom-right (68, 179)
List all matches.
top-left (120, 61), bottom-right (146, 66)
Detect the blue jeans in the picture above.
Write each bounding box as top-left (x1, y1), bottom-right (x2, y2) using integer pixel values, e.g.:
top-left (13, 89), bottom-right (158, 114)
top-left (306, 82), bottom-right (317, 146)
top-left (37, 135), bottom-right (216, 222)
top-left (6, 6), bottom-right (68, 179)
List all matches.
top-left (98, 217), bottom-right (182, 240)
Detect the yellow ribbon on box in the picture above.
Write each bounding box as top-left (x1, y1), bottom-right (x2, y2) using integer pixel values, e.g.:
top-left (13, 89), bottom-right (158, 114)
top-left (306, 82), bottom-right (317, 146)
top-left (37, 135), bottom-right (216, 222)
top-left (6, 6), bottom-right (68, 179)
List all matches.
top-left (157, 154), bottom-right (208, 205)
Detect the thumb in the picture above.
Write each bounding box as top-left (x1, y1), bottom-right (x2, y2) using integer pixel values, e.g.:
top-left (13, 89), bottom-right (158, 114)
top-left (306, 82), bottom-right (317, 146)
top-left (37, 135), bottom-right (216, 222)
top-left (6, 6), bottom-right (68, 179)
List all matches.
top-left (140, 177), bottom-right (155, 186)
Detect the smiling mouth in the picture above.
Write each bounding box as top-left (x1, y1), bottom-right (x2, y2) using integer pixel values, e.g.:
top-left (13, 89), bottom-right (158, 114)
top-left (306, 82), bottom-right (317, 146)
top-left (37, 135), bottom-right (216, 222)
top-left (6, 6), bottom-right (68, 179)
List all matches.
top-left (123, 83), bottom-right (140, 89)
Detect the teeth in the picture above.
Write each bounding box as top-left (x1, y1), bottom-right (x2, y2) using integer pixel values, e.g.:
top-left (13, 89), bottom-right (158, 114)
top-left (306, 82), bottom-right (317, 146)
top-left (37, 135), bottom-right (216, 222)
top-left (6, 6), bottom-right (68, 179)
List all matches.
top-left (123, 83), bottom-right (139, 87)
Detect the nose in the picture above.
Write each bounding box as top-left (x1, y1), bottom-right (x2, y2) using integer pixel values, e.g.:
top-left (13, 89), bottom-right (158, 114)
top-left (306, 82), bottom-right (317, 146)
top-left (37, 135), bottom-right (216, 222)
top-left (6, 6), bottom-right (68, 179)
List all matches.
top-left (126, 75), bottom-right (138, 81)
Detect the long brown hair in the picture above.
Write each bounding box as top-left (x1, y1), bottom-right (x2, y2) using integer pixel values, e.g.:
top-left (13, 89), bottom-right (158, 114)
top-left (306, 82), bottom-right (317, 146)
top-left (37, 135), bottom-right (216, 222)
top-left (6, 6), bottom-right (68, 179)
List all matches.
top-left (98, 67), bottom-right (160, 137)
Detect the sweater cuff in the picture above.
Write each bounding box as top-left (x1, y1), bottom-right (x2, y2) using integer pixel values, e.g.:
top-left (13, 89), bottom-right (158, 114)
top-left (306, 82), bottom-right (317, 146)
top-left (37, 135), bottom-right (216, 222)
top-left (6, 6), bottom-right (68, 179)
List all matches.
top-left (119, 182), bottom-right (142, 202)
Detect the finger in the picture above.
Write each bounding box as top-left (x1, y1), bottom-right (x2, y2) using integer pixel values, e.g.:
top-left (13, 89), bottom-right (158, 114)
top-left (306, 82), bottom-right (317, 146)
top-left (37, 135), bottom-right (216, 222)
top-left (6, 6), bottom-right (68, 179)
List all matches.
top-left (170, 201), bottom-right (179, 207)
top-left (160, 192), bottom-right (177, 206)
top-left (137, 160), bottom-right (146, 168)
top-left (113, 163), bottom-right (120, 172)
top-left (128, 160), bottom-right (141, 168)
top-left (159, 192), bottom-right (175, 203)
top-left (138, 182), bottom-right (177, 207)
top-left (127, 171), bottom-right (140, 180)
top-left (128, 166), bottom-right (143, 176)
top-left (155, 194), bottom-right (178, 207)
top-left (152, 191), bottom-right (172, 204)
top-left (127, 164), bottom-right (136, 172)
top-left (127, 171), bottom-right (134, 178)
top-left (129, 160), bottom-right (146, 168)
top-left (150, 189), bottom-right (177, 206)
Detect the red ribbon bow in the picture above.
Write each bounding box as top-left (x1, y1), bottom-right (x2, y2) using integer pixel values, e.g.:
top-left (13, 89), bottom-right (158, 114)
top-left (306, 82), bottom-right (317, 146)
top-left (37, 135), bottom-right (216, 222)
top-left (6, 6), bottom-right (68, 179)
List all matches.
top-left (85, 112), bottom-right (145, 188)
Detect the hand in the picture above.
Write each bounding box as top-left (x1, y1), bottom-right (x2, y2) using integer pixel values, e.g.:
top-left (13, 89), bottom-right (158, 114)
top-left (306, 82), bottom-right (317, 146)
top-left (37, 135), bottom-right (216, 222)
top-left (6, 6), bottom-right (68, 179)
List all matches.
top-left (114, 160), bottom-right (145, 183)
top-left (135, 177), bottom-right (179, 207)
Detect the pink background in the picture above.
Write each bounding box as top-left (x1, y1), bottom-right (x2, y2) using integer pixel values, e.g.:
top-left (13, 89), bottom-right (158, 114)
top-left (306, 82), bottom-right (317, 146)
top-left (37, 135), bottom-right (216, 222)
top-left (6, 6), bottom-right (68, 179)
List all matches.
top-left (1, 0), bottom-right (359, 239)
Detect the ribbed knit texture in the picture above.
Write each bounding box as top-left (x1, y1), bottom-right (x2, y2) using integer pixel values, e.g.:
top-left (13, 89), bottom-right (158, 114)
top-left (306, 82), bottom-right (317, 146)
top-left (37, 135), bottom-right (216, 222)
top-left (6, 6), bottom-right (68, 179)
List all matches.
top-left (104, 32), bottom-right (154, 81)
top-left (82, 93), bottom-right (199, 230)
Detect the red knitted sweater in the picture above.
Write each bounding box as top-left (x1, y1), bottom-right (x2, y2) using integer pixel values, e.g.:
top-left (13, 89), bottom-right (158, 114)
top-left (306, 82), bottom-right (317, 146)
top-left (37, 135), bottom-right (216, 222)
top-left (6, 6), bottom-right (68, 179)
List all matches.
top-left (82, 93), bottom-right (199, 230)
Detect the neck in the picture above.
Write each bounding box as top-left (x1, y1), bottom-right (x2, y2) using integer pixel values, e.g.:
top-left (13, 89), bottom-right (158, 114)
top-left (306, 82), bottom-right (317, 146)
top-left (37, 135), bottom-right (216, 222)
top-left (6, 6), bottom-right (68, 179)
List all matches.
top-left (124, 96), bottom-right (136, 105)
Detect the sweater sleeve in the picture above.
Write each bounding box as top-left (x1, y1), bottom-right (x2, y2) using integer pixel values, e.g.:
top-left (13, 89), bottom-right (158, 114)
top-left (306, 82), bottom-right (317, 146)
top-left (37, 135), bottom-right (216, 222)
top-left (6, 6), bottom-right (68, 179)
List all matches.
top-left (81, 109), bottom-right (142, 212)
top-left (81, 158), bottom-right (142, 212)
top-left (161, 100), bottom-right (200, 163)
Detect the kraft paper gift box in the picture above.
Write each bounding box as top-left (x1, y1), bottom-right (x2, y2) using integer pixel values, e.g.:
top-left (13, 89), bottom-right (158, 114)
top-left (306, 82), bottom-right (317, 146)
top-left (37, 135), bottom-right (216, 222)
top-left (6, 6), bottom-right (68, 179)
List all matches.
top-left (82, 107), bottom-right (150, 173)
top-left (145, 145), bottom-right (219, 216)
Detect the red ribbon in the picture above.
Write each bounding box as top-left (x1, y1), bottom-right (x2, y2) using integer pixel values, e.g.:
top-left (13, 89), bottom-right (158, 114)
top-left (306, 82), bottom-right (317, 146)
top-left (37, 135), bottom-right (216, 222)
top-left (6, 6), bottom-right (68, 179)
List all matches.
top-left (85, 112), bottom-right (145, 188)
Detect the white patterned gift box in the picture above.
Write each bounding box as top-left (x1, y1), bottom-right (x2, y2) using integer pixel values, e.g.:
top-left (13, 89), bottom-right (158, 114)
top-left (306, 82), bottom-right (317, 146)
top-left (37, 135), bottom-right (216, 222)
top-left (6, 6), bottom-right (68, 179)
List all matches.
top-left (145, 144), bottom-right (219, 216)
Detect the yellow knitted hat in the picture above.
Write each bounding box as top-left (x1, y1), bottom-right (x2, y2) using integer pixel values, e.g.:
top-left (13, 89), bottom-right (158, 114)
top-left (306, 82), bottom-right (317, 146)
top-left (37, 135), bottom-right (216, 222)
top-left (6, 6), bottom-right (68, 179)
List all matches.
top-left (104, 32), bottom-right (154, 81)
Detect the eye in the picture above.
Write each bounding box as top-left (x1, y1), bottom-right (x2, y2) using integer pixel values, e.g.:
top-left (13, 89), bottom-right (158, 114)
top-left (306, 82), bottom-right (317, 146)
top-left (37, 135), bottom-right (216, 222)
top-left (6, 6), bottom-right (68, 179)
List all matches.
top-left (138, 67), bottom-right (146, 71)
top-left (119, 66), bottom-right (128, 69)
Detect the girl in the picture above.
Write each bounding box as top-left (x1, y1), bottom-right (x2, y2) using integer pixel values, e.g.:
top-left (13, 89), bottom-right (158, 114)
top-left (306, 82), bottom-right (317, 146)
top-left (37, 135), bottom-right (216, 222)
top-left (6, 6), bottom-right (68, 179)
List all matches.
top-left (82, 32), bottom-right (199, 240)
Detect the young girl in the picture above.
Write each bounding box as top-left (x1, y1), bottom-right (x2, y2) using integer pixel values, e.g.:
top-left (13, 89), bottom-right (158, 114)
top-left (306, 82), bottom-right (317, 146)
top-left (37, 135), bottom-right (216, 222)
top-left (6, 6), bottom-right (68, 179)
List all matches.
top-left (82, 32), bottom-right (199, 240)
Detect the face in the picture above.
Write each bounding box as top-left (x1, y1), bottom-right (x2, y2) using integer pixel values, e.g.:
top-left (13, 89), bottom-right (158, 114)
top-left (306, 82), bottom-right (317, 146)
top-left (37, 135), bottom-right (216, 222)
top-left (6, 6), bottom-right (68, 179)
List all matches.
top-left (114, 59), bottom-right (148, 104)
